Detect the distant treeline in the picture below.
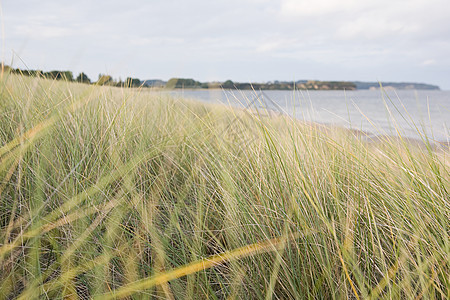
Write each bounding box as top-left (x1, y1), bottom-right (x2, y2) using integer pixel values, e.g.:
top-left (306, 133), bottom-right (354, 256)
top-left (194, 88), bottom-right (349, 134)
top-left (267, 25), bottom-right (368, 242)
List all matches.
top-left (1, 65), bottom-right (357, 90)
top-left (353, 81), bottom-right (440, 90)
top-left (2, 64), bottom-right (440, 90)
top-left (2, 65), bottom-right (144, 88)
top-left (165, 78), bottom-right (357, 90)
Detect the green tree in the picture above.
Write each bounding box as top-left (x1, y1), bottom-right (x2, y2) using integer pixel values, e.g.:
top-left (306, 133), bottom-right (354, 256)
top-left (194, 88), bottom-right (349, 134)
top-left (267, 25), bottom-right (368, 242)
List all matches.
top-left (61, 71), bottom-right (74, 81)
top-left (125, 77), bottom-right (141, 87)
top-left (165, 78), bottom-right (179, 89)
top-left (43, 71), bottom-right (73, 81)
top-left (44, 71), bottom-right (59, 80)
top-left (222, 80), bottom-right (234, 89)
top-left (96, 74), bottom-right (113, 86)
top-left (166, 78), bottom-right (202, 89)
top-left (76, 72), bottom-right (91, 84)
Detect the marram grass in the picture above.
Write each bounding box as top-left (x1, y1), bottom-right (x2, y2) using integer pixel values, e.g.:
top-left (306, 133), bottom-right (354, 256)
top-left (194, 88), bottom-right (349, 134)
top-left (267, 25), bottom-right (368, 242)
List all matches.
top-left (0, 74), bottom-right (448, 299)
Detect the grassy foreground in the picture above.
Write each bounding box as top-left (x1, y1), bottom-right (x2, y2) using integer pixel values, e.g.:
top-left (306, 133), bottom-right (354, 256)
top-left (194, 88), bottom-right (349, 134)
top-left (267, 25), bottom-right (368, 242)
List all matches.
top-left (0, 74), bottom-right (448, 299)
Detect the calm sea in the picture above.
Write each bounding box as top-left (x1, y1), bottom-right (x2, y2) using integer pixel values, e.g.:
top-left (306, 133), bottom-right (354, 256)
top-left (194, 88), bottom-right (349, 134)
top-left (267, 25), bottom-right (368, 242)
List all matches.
top-left (158, 89), bottom-right (449, 142)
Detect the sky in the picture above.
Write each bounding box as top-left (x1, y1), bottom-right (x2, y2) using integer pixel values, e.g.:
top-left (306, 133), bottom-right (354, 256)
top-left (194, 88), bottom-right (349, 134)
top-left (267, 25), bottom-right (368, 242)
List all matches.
top-left (1, 0), bottom-right (450, 89)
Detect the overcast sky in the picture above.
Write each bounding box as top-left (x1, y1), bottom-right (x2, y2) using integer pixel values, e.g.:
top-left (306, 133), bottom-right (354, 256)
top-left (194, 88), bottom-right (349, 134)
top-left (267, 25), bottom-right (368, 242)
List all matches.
top-left (2, 0), bottom-right (450, 89)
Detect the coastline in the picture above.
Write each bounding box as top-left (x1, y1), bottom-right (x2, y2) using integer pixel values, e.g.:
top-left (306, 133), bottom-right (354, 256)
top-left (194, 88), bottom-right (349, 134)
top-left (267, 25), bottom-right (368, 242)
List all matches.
top-left (159, 88), bottom-right (450, 147)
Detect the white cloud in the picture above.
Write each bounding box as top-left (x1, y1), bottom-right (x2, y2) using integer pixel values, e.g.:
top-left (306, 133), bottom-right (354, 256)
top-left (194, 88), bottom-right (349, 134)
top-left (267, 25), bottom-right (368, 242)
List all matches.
top-left (279, 0), bottom-right (450, 41)
top-left (255, 37), bottom-right (300, 53)
top-left (14, 24), bottom-right (73, 39)
top-left (421, 59), bottom-right (437, 66)
top-left (334, 16), bottom-right (416, 40)
top-left (128, 37), bottom-right (185, 46)
top-left (280, 0), bottom-right (371, 17)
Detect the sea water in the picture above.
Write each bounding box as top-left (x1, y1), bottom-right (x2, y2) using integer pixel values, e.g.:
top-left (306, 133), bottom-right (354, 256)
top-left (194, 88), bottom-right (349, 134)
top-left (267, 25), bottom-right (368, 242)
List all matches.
top-left (162, 89), bottom-right (449, 142)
